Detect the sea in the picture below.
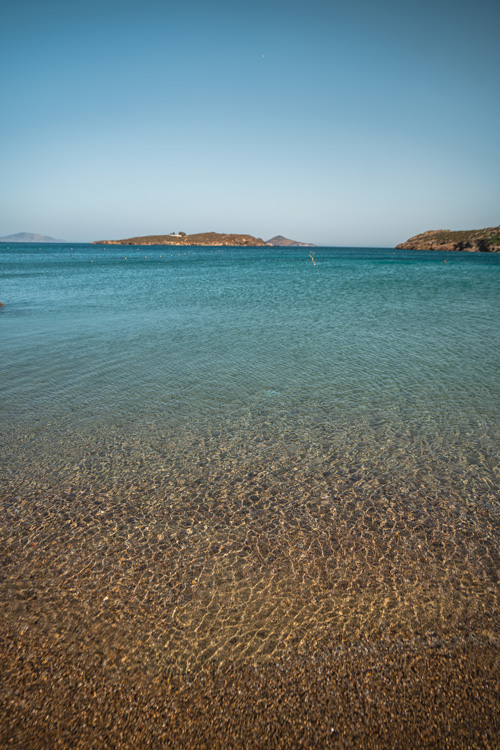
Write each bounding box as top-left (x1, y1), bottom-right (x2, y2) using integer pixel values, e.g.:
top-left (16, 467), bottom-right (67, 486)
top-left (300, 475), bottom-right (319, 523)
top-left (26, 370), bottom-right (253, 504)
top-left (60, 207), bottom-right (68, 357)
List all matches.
top-left (1, 243), bottom-right (499, 672)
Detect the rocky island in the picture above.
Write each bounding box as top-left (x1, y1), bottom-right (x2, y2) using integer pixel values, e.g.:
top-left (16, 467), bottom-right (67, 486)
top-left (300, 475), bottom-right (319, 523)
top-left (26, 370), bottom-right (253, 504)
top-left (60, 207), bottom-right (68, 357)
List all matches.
top-left (94, 232), bottom-right (266, 246)
top-left (396, 225), bottom-right (500, 252)
top-left (266, 235), bottom-right (315, 247)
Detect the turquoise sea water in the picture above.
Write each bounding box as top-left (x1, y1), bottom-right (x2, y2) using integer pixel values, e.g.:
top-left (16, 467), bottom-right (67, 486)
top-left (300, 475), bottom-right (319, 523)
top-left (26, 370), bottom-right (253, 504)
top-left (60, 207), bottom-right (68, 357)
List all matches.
top-left (1, 244), bottom-right (499, 670)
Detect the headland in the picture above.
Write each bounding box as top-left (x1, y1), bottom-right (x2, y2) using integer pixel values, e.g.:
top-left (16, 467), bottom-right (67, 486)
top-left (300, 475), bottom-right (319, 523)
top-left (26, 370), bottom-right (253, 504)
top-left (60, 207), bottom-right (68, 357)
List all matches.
top-left (396, 225), bottom-right (500, 252)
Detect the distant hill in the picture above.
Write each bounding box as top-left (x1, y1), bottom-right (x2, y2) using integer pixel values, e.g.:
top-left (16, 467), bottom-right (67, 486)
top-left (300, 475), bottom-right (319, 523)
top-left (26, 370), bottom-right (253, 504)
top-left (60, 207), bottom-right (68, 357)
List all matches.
top-left (266, 235), bottom-right (315, 247)
top-left (0, 232), bottom-right (65, 243)
top-left (94, 232), bottom-right (267, 246)
top-left (396, 226), bottom-right (500, 252)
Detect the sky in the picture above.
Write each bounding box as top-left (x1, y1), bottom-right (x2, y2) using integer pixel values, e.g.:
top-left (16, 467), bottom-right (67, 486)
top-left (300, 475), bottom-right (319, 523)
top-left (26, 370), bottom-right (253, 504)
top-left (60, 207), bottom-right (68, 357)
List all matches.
top-left (1, 0), bottom-right (499, 246)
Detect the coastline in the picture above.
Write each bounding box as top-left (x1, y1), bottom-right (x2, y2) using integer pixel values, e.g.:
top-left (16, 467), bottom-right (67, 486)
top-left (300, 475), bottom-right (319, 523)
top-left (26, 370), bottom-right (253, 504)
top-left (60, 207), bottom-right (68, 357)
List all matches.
top-left (396, 225), bottom-right (500, 253)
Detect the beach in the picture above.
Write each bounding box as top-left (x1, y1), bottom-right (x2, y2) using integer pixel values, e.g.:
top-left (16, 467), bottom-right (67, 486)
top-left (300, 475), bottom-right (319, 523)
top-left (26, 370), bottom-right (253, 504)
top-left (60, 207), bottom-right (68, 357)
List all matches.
top-left (1, 244), bottom-right (499, 746)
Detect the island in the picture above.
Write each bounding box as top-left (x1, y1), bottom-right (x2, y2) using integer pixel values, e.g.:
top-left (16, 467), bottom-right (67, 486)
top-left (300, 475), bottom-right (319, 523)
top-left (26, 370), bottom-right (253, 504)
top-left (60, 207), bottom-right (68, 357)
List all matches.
top-left (266, 235), bottom-right (315, 247)
top-left (94, 232), bottom-right (267, 246)
top-left (396, 226), bottom-right (500, 252)
top-left (0, 232), bottom-right (65, 243)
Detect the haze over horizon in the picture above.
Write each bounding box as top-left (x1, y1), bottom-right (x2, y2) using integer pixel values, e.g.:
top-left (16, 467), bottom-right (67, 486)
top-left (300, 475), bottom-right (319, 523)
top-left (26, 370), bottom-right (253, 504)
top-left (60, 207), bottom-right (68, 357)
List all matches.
top-left (1, 0), bottom-right (499, 246)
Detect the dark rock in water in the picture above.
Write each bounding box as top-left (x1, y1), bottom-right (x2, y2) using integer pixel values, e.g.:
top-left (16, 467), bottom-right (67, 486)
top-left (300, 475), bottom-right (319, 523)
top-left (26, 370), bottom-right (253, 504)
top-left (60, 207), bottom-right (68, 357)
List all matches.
top-left (396, 226), bottom-right (500, 252)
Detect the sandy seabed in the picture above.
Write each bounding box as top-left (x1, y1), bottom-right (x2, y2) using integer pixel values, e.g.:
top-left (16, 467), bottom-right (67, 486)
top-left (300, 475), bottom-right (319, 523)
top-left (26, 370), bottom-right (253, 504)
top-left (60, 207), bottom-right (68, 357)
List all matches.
top-left (2, 632), bottom-right (500, 748)
top-left (1, 422), bottom-right (500, 748)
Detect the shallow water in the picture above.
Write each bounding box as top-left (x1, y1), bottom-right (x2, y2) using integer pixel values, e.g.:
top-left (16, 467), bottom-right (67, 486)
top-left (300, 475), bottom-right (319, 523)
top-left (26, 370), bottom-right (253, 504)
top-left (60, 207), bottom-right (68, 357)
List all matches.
top-left (1, 244), bottom-right (499, 671)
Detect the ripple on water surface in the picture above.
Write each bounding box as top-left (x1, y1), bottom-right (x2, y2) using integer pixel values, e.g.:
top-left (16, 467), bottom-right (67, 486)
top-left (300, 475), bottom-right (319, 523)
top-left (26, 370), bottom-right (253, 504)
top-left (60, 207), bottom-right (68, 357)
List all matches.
top-left (0, 245), bottom-right (499, 673)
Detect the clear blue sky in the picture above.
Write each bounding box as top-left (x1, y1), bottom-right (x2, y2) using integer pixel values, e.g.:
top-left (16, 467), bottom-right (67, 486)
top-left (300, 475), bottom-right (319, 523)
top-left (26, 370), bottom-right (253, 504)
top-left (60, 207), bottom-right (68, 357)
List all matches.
top-left (1, 0), bottom-right (499, 245)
